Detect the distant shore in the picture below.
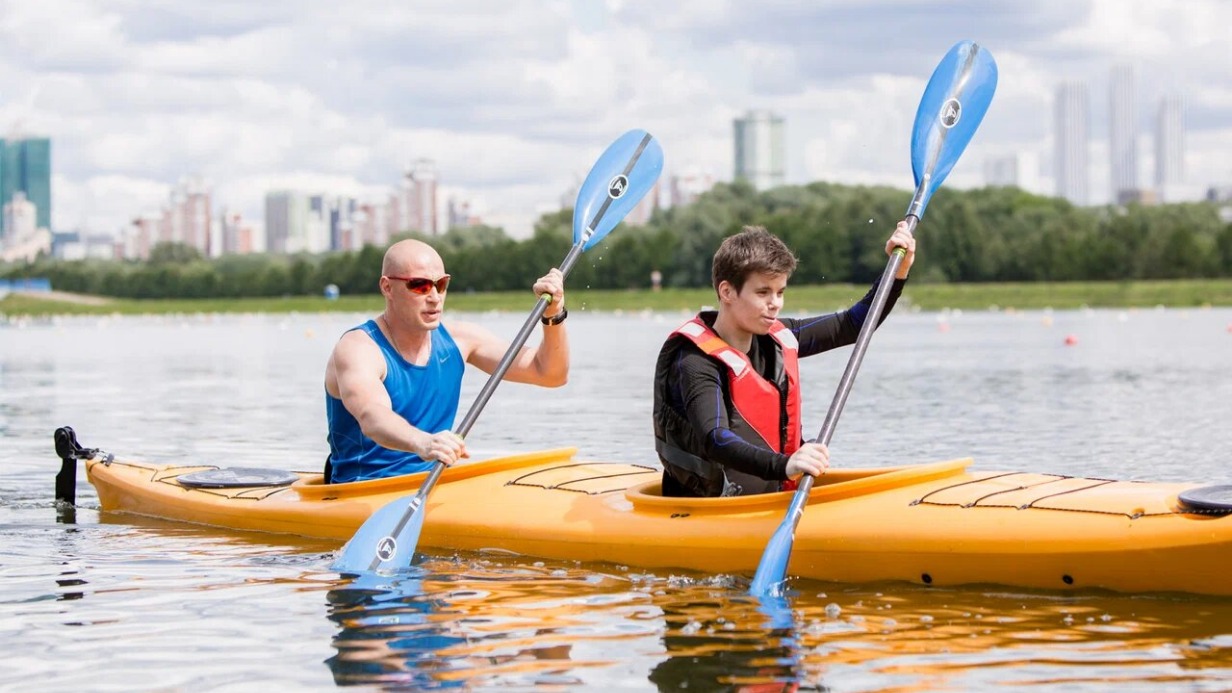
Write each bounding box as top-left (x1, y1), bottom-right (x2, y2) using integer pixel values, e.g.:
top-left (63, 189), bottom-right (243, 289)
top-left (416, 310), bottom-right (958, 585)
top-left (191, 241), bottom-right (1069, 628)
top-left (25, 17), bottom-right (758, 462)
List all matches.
top-left (3, 279), bottom-right (1232, 317)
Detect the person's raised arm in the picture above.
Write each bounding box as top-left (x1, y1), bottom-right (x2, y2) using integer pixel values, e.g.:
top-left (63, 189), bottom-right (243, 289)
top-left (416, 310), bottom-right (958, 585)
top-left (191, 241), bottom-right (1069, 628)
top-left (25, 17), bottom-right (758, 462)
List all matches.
top-left (453, 268), bottom-right (570, 387)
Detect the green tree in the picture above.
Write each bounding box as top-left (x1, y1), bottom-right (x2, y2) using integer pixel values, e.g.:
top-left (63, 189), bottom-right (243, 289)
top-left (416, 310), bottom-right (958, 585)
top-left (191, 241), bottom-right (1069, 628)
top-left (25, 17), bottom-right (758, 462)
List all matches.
top-left (148, 242), bottom-right (204, 265)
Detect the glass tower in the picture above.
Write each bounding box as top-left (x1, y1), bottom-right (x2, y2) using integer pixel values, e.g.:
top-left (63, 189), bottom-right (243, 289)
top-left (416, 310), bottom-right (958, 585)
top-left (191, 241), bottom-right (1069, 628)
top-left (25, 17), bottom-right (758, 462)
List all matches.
top-left (733, 111), bottom-right (785, 191)
top-left (0, 138), bottom-right (52, 230)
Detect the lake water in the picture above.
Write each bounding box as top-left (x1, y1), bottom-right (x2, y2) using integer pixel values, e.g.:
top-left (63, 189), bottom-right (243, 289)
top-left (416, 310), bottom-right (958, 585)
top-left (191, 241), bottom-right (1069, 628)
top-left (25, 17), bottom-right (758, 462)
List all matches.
top-left (3, 305), bottom-right (1232, 690)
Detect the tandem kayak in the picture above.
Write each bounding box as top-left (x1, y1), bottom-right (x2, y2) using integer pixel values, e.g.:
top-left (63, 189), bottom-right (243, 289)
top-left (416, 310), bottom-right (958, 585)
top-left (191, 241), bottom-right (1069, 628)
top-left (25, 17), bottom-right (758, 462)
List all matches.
top-left (54, 426), bottom-right (1232, 596)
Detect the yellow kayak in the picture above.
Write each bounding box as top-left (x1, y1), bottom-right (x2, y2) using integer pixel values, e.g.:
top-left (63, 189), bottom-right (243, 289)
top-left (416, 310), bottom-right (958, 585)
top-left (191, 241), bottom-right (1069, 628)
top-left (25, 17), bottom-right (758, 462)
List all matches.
top-left (55, 427), bottom-right (1232, 596)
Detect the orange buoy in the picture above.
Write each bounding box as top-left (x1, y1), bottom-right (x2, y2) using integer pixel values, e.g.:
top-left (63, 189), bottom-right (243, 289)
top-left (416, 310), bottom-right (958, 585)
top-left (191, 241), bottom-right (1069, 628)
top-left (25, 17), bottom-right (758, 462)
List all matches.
top-left (1064, 334), bottom-right (1079, 346)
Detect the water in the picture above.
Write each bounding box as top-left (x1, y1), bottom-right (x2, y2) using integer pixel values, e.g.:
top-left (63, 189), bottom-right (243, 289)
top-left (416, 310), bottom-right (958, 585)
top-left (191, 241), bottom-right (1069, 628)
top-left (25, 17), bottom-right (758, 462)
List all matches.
top-left (3, 306), bottom-right (1232, 690)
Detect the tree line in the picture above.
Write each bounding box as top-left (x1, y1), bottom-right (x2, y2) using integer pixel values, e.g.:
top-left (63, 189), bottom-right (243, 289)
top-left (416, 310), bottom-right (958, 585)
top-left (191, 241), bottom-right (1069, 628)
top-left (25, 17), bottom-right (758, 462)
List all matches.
top-left (4, 181), bottom-right (1231, 299)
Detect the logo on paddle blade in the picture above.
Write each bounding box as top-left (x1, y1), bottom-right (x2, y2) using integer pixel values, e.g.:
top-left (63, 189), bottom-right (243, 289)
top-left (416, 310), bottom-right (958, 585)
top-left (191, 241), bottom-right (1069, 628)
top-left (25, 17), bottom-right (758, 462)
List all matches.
top-left (939, 98), bottom-right (962, 128)
top-left (376, 536), bottom-right (397, 562)
top-left (608, 175), bottom-right (628, 199)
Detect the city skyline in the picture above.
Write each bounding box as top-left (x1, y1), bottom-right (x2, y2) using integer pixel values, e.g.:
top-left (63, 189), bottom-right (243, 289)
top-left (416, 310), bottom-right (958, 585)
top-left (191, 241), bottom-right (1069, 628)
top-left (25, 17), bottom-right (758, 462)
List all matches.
top-left (1, 1), bottom-right (1230, 241)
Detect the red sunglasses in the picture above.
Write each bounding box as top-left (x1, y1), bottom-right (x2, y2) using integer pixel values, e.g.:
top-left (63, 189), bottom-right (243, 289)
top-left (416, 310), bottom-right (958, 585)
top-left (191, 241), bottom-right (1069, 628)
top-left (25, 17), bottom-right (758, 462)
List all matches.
top-left (385, 274), bottom-right (451, 295)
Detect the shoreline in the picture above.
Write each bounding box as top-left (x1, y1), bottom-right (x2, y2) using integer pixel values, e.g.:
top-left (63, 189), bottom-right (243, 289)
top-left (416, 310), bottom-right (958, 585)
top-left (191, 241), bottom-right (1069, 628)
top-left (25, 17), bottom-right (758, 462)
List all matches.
top-left (4, 278), bottom-right (1232, 317)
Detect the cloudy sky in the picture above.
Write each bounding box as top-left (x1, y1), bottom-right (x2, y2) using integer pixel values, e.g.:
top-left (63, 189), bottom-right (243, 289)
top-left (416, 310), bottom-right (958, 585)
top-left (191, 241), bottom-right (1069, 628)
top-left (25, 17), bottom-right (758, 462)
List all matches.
top-left (1, 0), bottom-right (1229, 240)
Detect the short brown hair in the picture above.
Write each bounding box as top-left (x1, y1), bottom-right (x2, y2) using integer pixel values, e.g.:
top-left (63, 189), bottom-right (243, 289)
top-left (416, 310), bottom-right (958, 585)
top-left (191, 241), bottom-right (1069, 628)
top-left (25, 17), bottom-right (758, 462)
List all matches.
top-left (711, 225), bottom-right (797, 295)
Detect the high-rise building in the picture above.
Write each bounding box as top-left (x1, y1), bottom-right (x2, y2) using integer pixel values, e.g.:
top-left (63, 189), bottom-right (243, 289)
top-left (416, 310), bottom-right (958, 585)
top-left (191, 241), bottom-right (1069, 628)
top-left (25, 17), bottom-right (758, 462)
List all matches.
top-left (670, 167), bottom-right (715, 208)
top-left (404, 159), bottom-right (438, 236)
top-left (0, 137), bottom-right (52, 231)
top-left (1054, 82), bottom-right (1089, 205)
top-left (733, 110), bottom-right (785, 191)
top-left (1, 192), bottom-right (50, 262)
top-left (2, 191), bottom-right (35, 244)
top-left (447, 197), bottom-right (482, 231)
top-left (625, 179), bottom-right (660, 226)
top-left (328, 196), bottom-right (357, 251)
top-left (264, 191), bottom-right (328, 254)
top-left (124, 213), bottom-right (159, 260)
top-left (1109, 65), bottom-right (1139, 201)
top-left (355, 202), bottom-right (389, 248)
top-left (219, 210), bottom-right (254, 255)
top-left (1155, 94), bottom-right (1185, 200)
top-left (161, 176), bottom-right (212, 256)
top-left (983, 152), bottom-right (1041, 192)
top-left (266, 191), bottom-right (309, 254)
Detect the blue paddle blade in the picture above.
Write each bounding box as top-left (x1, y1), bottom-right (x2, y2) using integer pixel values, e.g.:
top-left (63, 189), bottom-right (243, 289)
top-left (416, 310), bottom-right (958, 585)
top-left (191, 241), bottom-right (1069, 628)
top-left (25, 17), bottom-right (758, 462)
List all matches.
top-left (909, 40), bottom-right (998, 218)
top-left (573, 129), bottom-right (664, 250)
top-left (331, 493), bottom-right (428, 574)
top-left (748, 519), bottom-right (795, 597)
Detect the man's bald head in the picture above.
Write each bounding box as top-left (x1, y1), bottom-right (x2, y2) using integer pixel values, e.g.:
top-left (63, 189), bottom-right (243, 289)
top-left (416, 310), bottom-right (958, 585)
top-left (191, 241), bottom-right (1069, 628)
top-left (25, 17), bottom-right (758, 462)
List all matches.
top-left (382, 239), bottom-right (443, 277)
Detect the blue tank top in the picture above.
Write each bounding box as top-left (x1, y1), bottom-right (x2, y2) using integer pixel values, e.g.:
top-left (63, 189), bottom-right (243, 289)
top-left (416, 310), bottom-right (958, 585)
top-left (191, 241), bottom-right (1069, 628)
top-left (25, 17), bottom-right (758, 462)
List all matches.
top-left (326, 320), bottom-right (465, 483)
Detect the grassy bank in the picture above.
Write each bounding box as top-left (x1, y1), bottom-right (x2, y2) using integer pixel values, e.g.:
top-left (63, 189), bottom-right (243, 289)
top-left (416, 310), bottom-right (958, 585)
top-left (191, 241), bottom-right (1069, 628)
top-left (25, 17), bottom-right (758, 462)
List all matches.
top-left (4, 278), bottom-right (1232, 318)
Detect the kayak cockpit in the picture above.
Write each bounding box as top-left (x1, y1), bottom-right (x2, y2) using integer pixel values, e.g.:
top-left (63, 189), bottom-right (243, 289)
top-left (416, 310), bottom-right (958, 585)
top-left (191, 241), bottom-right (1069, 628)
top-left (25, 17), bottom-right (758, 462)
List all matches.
top-left (292, 447), bottom-right (583, 501)
top-left (624, 458), bottom-right (973, 511)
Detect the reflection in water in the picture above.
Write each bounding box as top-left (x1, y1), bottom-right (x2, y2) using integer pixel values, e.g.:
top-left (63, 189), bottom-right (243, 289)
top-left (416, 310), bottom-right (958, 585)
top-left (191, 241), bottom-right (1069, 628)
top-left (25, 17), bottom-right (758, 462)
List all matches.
top-left (322, 556), bottom-right (1232, 691)
top-left (325, 560), bottom-right (596, 689)
top-left (325, 560), bottom-right (817, 691)
top-left (649, 590), bottom-right (808, 692)
top-left (55, 568), bottom-right (87, 602)
top-left (326, 570), bottom-right (468, 689)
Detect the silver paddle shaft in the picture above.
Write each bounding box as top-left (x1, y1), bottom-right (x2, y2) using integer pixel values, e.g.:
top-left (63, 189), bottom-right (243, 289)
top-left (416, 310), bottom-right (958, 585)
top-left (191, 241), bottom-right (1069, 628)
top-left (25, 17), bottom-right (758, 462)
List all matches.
top-left (454, 240), bottom-right (585, 436)
top-left (780, 214), bottom-right (918, 523)
top-left (406, 240), bottom-right (588, 519)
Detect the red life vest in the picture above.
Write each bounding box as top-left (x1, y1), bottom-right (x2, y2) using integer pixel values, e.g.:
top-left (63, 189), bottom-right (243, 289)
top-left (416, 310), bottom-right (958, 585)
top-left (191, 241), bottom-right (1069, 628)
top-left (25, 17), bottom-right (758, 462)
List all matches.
top-left (671, 317), bottom-right (803, 459)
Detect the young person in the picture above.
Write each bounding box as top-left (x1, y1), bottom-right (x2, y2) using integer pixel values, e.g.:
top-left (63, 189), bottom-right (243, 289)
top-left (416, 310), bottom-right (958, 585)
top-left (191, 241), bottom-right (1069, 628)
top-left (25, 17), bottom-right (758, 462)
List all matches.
top-left (652, 222), bottom-right (916, 497)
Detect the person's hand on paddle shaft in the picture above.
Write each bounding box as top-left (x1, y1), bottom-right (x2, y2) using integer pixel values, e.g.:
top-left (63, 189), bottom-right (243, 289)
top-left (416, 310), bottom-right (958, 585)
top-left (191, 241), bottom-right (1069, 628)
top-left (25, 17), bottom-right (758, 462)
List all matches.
top-left (886, 219), bottom-right (917, 279)
top-left (418, 431), bottom-right (467, 466)
top-left (785, 442), bottom-right (830, 480)
top-left (534, 268), bottom-right (566, 319)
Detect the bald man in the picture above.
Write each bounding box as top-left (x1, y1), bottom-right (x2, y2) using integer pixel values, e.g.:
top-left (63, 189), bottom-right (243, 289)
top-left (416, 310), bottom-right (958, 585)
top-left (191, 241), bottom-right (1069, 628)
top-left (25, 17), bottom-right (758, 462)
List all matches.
top-left (324, 239), bottom-right (569, 483)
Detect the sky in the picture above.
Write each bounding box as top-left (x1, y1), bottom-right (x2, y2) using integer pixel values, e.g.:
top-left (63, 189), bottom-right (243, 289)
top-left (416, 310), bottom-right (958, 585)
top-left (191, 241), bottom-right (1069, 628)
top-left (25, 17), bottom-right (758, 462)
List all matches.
top-left (0, 0), bottom-right (1229, 240)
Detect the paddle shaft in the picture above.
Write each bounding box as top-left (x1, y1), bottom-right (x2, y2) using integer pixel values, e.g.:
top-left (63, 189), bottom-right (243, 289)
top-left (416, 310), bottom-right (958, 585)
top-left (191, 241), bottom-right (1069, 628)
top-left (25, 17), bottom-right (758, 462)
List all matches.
top-left (403, 241), bottom-right (587, 513)
top-left (456, 242), bottom-right (585, 436)
top-left (768, 215), bottom-right (916, 546)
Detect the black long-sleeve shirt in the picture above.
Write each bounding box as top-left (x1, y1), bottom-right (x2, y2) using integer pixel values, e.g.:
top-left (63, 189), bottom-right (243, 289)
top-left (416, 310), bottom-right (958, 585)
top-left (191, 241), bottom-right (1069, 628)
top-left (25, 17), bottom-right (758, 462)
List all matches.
top-left (661, 277), bottom-right (906, 481)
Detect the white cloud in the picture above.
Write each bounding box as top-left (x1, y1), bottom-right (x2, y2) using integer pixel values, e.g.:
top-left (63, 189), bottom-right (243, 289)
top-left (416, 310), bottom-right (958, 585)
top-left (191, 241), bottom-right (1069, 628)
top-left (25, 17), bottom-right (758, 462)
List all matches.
top-left (0, 0), bottom-right (1229, 240)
